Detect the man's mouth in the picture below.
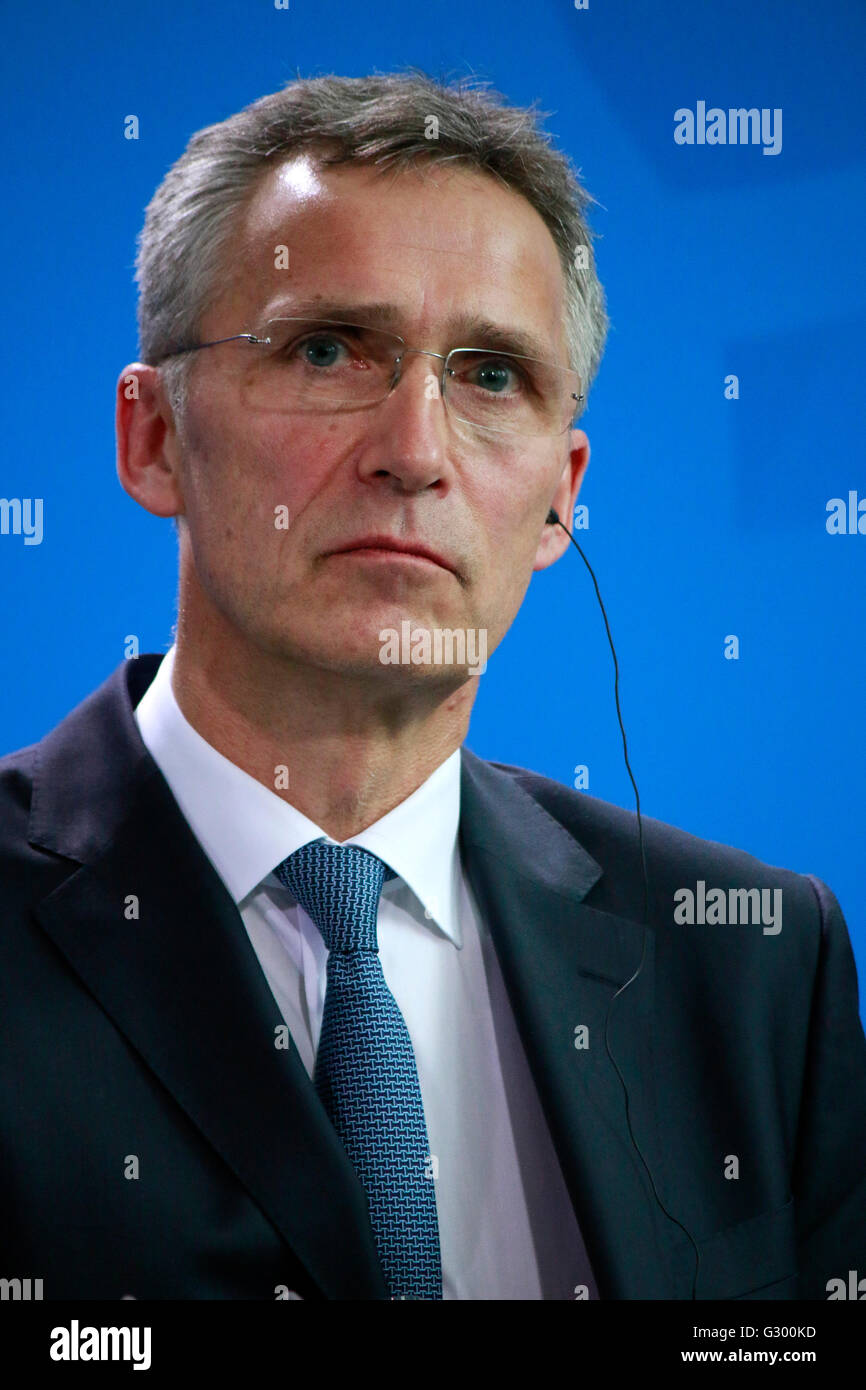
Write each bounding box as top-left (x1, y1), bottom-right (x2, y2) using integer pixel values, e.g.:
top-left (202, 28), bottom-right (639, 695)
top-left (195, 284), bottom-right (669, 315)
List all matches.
top-left (327, 535), bottom-right (455, 573)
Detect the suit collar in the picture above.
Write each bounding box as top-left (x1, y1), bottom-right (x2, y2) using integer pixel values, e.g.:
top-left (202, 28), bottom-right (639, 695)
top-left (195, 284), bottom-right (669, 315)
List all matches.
top-left (29, 654), bottom-right (161, 864)
top-left (133, 645), bottom-right (465, 947)
top-left (29, 655), bottom-right (682, 1299)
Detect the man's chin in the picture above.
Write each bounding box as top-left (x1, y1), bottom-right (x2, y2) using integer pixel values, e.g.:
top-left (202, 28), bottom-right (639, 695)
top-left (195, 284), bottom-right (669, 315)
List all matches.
top-left (261, 608), bottom-right (490, 681)
top-left (315, 647), bottom-right (477, 687)
top-left (267, 634), bottom-right (477, 689)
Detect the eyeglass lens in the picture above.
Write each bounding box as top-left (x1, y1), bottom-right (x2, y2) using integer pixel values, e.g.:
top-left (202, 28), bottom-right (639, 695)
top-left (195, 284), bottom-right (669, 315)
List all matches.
top-left (236, 318), bottom-right (580, 437)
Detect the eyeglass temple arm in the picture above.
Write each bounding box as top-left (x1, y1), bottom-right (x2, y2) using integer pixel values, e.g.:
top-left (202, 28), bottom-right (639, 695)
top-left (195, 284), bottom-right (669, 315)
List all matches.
top-left (159, 331), bottom-right (269, 360)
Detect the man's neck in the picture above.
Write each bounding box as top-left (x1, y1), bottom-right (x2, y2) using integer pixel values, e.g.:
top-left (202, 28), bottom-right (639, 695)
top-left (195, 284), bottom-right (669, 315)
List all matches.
top-left (169, 638), bottom-right (477, 842)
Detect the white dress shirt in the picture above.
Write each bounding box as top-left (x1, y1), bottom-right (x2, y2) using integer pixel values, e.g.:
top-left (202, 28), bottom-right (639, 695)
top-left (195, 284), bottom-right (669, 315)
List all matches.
top-left (134, 645), bottom-right (598, 1300)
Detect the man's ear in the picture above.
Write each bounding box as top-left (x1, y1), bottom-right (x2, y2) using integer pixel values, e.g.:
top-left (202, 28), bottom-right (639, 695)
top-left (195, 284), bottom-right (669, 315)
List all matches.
top-left (533, 428), bottom-right (590, 571)
top-left (115, 363), bottom-right (186, 519)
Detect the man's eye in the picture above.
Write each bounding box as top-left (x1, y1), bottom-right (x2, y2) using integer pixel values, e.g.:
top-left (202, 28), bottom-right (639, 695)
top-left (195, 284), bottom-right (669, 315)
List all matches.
top-left (468, 358), bottom-right (523, 393)
top-left (293, 334), bottom-right (350, 366)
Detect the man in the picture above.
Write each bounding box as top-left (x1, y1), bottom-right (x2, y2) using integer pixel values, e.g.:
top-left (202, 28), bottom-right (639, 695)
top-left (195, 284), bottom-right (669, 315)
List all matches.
top-left (1, 71), bottom-right (864, 1302)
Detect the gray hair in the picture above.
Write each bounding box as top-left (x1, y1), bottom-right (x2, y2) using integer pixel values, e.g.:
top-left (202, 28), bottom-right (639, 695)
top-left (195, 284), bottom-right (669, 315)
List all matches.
top-left (135, 68), bottom-right (609, 428)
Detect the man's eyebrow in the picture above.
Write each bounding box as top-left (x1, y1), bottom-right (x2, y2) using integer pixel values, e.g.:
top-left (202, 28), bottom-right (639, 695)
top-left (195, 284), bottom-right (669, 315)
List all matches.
top-left (454, 317), bottom-right (557, 364)
top-left (259, 298), bottom-right (560, 363)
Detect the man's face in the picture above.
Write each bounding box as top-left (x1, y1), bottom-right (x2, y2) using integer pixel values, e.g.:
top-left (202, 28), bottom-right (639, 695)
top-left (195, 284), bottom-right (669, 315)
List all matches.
top-left (166, 154), bottom-right (588, 689)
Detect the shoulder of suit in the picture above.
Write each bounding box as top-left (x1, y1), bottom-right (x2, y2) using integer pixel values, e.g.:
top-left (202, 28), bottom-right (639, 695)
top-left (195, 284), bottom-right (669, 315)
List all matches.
top-left (483, 757), bottom-right (817, 904)
top-left (0, 740), bottom-right (38, 817)
top-left (0, 742), bottom-right (50, 911)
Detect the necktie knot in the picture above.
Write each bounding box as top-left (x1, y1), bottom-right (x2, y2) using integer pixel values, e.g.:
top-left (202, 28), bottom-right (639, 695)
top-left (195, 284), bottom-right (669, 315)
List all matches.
top-left (274, 839), bottom-right (395, 954)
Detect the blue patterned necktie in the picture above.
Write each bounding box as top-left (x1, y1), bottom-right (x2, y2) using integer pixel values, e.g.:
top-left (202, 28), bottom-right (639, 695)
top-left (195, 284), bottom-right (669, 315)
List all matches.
top-left (274, 839), bottom-right (443, 1300)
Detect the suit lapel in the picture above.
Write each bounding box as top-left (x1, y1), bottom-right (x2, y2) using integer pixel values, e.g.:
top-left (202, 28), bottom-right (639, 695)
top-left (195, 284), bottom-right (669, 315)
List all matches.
top-left (459, 748), bottom-right (683, 1298)
top-left (29, 655), bottom-right (388, 1300)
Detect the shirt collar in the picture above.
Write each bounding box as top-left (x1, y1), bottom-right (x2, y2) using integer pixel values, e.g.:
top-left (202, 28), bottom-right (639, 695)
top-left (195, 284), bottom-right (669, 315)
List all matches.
top-left (133, 645), bottom-right (463, 947)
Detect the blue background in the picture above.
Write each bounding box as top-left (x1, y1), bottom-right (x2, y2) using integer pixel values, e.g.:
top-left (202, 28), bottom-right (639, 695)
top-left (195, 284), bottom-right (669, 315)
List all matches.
top-left (1, 1), bottom-right (864, 1015)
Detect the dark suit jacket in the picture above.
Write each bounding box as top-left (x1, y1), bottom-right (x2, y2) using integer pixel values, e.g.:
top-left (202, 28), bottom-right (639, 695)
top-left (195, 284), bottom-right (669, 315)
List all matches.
top-left (1, 653), bottom-right (864, 1300)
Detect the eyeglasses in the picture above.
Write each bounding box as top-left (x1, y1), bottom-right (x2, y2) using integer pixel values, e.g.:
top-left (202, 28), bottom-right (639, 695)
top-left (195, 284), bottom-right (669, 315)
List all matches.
top-left (157, 317), bottom-right (584, 438)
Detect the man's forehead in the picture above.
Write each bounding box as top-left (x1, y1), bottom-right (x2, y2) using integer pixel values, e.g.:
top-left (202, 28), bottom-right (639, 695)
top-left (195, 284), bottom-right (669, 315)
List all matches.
top-left (244, 153), bottom-right (557, 258)
top-left (219, 153), bottom-right (568, 348)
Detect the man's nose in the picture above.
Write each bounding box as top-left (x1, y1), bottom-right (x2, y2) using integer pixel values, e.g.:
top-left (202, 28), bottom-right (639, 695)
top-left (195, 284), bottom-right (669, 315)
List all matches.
top-left (355, 349), bottom-right (451, 491)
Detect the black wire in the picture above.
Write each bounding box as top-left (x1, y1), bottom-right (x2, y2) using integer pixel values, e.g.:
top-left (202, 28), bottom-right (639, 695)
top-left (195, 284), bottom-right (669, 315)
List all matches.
top-left (549, 509), bottom-right (701, 1300)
